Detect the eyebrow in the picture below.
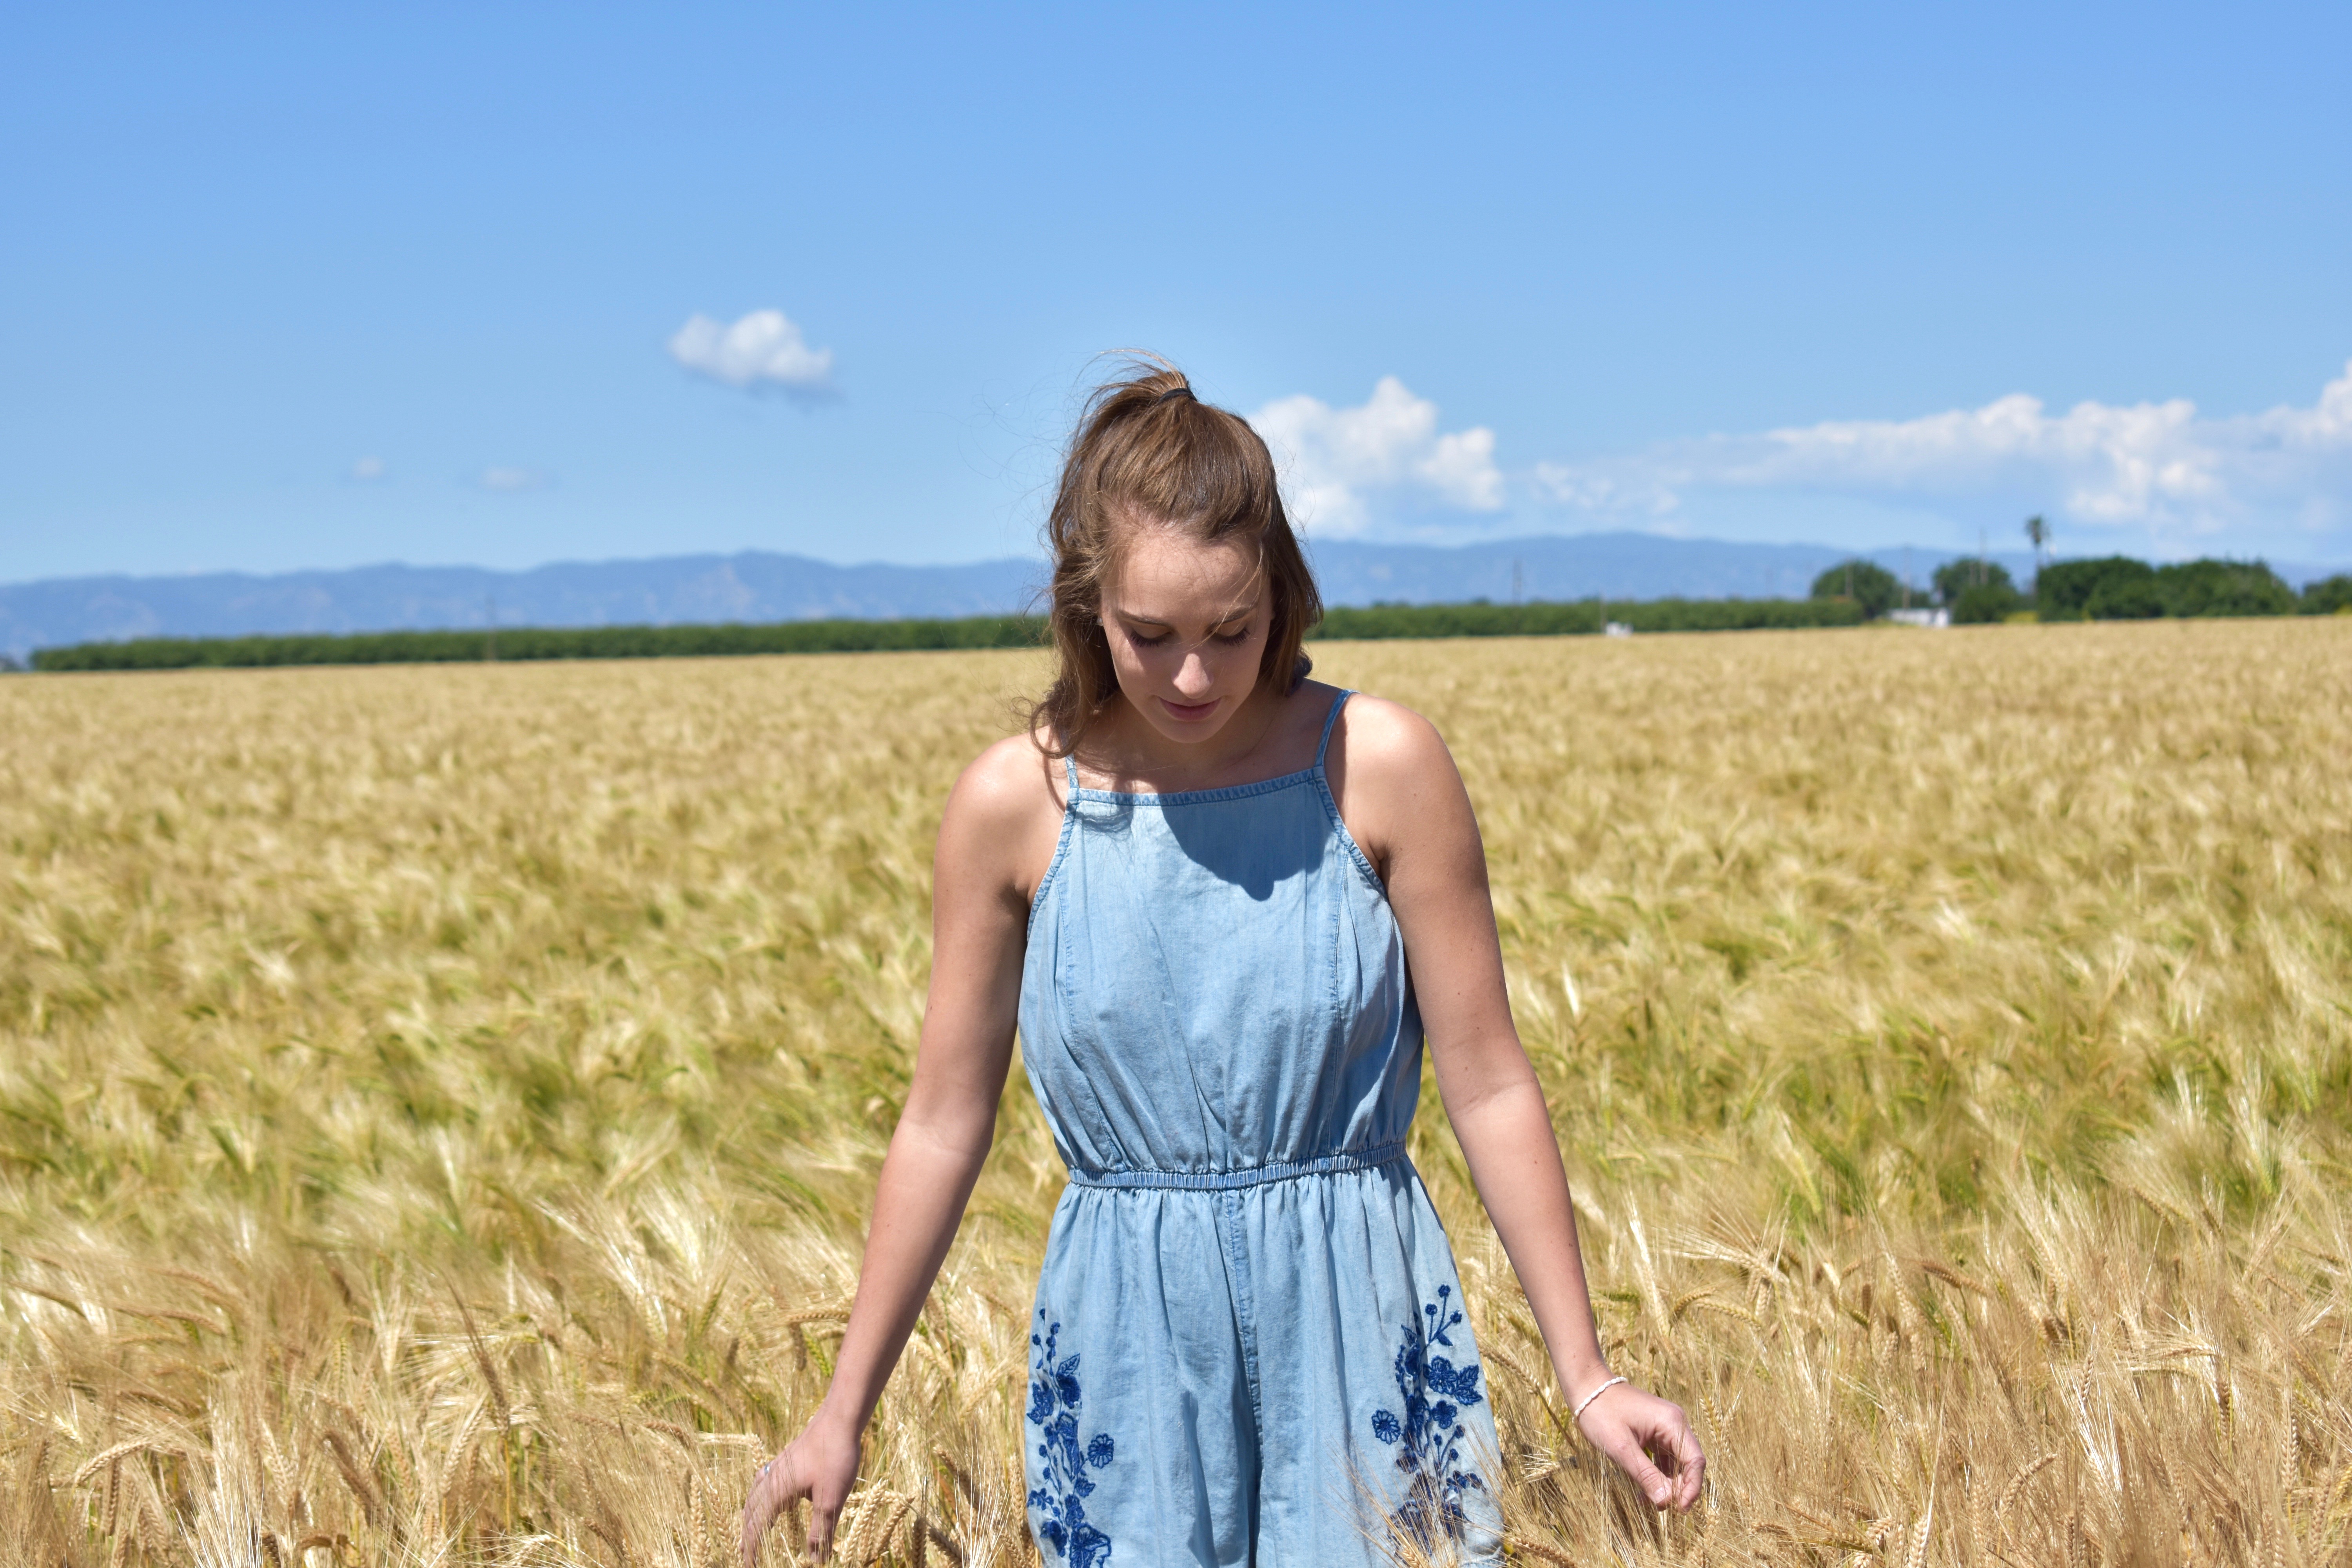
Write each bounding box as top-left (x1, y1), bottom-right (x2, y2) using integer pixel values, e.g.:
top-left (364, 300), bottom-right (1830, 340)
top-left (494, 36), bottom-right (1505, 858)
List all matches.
top-left (1116, 601), bottom-right (1259, 630)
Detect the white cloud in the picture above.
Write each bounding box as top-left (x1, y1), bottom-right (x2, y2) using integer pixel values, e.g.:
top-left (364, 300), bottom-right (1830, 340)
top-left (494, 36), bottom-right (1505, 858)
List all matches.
top-left (1533, 359), bottom-right (2352, 550)
top-left (476, 466), bottom-right (551, 493)
top-left (1249, 376), bottom-right (1503, 536)
top-left (347, 455), bottom-right (386, 483)
top-left (668, 308), bottom-right (835, 394)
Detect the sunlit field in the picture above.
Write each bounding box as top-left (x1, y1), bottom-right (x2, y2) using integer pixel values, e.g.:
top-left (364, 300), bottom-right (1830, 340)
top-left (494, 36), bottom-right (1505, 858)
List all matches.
top-left (3, 619), bottom-right (2348, 1568)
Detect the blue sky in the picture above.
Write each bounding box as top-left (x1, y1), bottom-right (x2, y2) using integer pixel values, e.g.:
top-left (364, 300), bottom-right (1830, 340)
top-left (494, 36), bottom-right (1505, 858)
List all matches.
top-left (4, 2), bottom-right (2348, 582)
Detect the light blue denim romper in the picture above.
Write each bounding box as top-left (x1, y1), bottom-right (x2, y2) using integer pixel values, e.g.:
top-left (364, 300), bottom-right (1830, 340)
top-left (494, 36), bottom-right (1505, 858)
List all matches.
top-left (1018, 690), bottom-right (1505, 1568)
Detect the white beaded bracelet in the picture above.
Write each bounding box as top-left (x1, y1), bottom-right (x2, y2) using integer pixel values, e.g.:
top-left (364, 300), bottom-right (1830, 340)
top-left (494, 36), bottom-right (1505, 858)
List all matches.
top-left (1572, 1374), bottom-right (1628, 1420)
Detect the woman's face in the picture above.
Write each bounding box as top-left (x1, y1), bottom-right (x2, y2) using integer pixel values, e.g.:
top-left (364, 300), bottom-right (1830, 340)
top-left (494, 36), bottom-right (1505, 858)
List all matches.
top-left (1099, 523), bottom-right (1271, 747)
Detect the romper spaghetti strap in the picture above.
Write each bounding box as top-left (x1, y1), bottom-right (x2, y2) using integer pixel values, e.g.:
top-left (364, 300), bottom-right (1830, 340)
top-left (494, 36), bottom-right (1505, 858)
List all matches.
top-left (1018, 688), bottom-right (1505, 1567)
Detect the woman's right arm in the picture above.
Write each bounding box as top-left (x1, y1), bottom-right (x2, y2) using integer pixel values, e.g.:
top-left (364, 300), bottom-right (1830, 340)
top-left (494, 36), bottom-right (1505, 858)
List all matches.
top-left (741, 740), bottom-right (1051, 1565)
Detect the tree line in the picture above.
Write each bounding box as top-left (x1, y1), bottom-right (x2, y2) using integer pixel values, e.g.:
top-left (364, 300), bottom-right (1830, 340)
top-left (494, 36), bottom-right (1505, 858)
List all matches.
top-left (22, 560), bottom-right (2348, 672)
top-left (26, 615), bottom-right (1049, 671)
top-left (27, 597), bottom-right (1871, 671)
top-left (1313, 597), bottom-right (1864, 639)
top-left (1813, 554), bottom-right (2352, 623)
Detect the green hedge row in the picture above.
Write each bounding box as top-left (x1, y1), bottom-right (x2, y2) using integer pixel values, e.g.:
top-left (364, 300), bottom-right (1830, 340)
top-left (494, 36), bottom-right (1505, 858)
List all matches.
top-left (1314, 597), bottom-right (1865, 639)
top-left (26, 597), bottom-right (1878, 671)
top-left (30, 616), bottom-right (1049, 671)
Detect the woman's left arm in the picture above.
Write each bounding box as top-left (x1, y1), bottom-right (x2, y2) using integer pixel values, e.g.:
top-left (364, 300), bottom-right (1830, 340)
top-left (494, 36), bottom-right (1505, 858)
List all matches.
top-left (1331, 695), bottom-right (1704, 1512)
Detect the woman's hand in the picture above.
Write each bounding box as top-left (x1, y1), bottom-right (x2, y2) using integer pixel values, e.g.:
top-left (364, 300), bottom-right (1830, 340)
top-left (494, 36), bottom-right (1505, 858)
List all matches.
top-left (740, 1414), bottom-right (861, 1565)
top-left (1575, 1380), bottom-right (1704, 1511)
top-left (735, 740), bottom-right (1037, 1564)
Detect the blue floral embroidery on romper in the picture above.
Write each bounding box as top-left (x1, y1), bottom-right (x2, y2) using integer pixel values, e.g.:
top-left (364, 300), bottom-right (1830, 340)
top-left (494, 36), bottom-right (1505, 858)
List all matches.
top-left (1027, 1314), bottom-right (1117, 1567)
top-left (1369, 1286), bottom-right (1487, 1550)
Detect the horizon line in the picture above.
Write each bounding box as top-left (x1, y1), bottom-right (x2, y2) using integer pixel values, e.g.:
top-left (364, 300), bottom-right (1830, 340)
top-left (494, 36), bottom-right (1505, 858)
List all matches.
top-left (12, 529), bottom-right (2345, 594)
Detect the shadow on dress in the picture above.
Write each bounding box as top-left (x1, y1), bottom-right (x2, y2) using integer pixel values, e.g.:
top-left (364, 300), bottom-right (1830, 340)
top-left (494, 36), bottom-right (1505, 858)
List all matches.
top-left (1156, 786), bottom-right (1330, 902)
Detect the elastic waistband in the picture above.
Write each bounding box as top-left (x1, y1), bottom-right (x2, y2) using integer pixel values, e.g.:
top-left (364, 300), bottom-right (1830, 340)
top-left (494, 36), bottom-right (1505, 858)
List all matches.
top-left (1064, 1141), bottom-right (1407, 1191)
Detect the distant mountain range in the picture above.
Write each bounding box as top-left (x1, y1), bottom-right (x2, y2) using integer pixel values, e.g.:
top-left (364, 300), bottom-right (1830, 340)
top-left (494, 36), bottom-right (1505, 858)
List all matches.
top-left (5, 533), bottom-right (2341, 661)
top-left (0, 553), bottom-right (1044, 662)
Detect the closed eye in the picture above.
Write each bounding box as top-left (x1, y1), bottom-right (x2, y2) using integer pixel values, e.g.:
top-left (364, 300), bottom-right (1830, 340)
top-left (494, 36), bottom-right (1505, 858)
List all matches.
top-left (1120, 621), bottom-right (1249, 648)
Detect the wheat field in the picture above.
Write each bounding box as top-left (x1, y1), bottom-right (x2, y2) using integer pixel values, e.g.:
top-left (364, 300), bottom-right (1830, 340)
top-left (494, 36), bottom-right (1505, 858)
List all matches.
top-left (2, 619), bottom-right (2348, 1568)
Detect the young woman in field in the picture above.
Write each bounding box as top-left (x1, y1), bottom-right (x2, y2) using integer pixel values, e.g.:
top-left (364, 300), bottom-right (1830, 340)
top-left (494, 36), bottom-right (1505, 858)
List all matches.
top-left (743, 364), bottom-right (1703, 1566)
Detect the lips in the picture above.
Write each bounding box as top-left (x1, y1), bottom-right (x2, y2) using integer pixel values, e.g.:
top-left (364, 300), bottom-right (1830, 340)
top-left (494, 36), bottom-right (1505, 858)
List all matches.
top-left (1159, 697), bottom-right (1220, 722)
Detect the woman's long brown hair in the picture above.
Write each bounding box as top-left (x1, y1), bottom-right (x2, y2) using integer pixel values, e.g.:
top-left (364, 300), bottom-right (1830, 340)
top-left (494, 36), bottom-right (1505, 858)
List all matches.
top-left (1030, 358), bottom-right (1323, 760)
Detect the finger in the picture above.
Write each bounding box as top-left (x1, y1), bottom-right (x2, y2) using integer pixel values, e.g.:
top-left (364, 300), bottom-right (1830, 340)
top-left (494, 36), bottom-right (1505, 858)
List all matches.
top-left (747, 1455), bottom-right (811, 1566)
top-left (1604, 1430), bottom-right (1676, 1510)
top-left (741, 1477), bottom-right (769, 1568)
top-left (742, 1464), bottom-right (786, 1568)
top-left (1637, 1407), bottom-right (1702, 1512)
top-left (806, 1500), bottom-right (836, 1564)
top-left (1671, 1417), bottom-right (1707, 1509)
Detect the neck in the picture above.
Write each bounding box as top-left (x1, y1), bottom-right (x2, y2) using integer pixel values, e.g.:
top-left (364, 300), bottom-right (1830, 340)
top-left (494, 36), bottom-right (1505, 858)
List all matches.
top-left (1096, 684), bottom-right (1283, 789)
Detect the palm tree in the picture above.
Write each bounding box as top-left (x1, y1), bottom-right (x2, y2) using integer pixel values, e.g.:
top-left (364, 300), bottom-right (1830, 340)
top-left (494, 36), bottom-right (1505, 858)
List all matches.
top-left (2024, 515), bottom-right (2050, 572)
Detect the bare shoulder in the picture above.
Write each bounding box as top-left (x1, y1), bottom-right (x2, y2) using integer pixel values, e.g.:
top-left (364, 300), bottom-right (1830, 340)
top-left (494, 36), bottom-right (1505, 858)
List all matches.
top-left (1328, 691), bottom-right (1459, 789)
top-left (945, 730), bottom-right (1065, 840)
top-left (953, 730), bottom-right (1063, 812)
top-left (938, 730), bottom-right (1067, 904)
top-left (1325, 692), bottom-right (1472, 878)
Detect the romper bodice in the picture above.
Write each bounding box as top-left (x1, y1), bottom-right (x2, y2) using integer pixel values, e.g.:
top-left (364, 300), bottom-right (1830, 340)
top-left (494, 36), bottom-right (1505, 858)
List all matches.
top-left (1016, 691), bottom-right (1423, 1181)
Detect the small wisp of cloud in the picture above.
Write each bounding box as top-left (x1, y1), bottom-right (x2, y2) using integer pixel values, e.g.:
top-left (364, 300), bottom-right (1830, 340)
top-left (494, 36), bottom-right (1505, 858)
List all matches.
top-left (475, 466), bottom-right (552, 494)
top-left (347, 456), bottom-right (387, 484)
top-left (668, 308), bottom-right (836, 398)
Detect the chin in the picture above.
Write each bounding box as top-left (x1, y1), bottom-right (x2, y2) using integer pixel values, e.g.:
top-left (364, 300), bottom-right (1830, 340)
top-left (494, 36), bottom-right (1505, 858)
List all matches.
top-left (1148, 699), bottom-right (1236, 737)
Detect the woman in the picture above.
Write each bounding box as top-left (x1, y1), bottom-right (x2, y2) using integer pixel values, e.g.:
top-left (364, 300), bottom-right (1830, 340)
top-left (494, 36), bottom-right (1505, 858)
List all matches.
top-left (743, 364), bottom-right (1702, 1566)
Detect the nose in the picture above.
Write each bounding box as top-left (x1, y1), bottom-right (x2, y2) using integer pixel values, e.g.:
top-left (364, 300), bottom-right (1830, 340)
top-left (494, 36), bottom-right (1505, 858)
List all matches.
top-left (1172, 649), bottom-right (1215, 699)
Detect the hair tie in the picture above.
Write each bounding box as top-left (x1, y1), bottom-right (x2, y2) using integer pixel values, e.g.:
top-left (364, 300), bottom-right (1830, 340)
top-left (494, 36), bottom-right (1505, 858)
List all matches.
top-left (1152, 384), bottom-right (1197, 407)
